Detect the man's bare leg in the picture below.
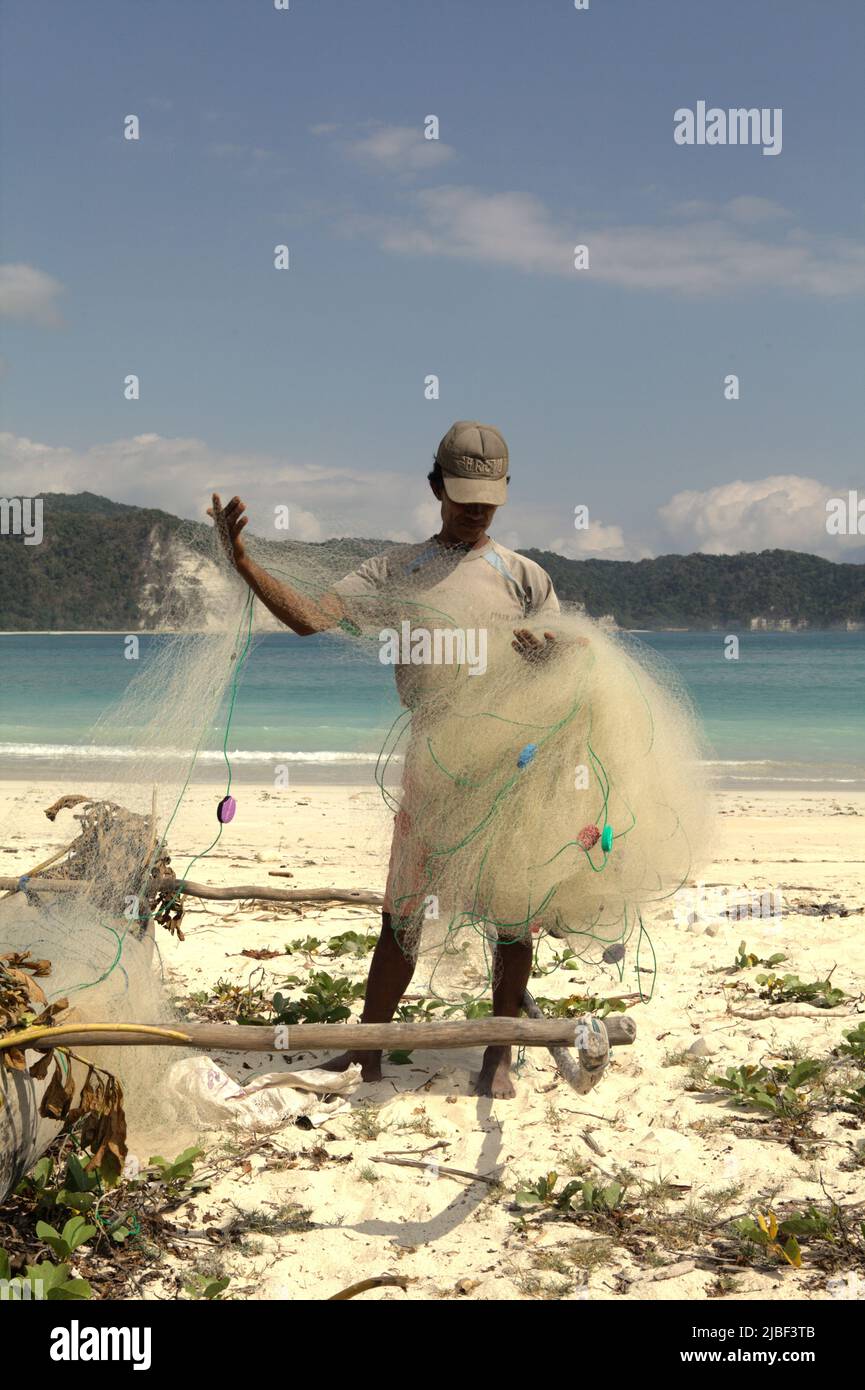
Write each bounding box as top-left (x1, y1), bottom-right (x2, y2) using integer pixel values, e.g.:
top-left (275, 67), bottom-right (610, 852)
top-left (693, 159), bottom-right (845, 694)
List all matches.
top-left (476, 933), bottom-right (533, 1100)
top-left (318, 912), bottom-right (418, 1082)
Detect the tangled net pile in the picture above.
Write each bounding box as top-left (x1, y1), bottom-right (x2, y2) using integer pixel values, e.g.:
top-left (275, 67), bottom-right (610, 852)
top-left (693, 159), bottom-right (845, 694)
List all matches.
top-left (379, 616), bottom-right (711, 996)
top-left (0, 574), bottom-right (256, 1150)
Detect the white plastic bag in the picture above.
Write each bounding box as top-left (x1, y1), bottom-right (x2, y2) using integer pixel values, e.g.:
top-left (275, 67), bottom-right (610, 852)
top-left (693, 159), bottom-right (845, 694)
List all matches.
top-left (167, 1056), bottom-right (361, 1131)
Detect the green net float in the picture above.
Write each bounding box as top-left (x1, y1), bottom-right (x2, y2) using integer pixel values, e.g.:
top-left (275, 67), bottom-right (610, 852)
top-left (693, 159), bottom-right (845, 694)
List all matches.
top-left (601, 824), bottom-right (613, 852)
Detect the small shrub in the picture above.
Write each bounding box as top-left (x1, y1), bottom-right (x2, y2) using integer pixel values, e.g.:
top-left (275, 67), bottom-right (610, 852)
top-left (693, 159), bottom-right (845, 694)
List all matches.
top-left (755, 972), bottom-right (846, 1010)
top-left (711, 1060), bottom-right (824, 1118)
top-left (35, 1215), bottom-right (97, 1261)
top-left (0, 1248), bottom-right (91, 1301)
top-left (182, 1273), bottom-right (230, 1300)
top-left (837, 1022), bottom-right (865, 1064)
top-left (515, 1170), bottom-right (627, 1215)
top-left (734, 941), bottom-right (787, 972)
top-left (272, 971), bottom-right (365, 1025)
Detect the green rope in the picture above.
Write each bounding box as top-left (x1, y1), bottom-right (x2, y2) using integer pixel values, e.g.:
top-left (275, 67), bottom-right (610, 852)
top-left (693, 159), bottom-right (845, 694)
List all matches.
top-left (157, 590), bottom-right (256, 915)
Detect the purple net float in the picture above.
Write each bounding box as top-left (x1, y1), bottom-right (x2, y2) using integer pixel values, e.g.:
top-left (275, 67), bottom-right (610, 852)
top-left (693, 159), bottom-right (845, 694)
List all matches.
top-left (216, 795), bottom-right (237, 824)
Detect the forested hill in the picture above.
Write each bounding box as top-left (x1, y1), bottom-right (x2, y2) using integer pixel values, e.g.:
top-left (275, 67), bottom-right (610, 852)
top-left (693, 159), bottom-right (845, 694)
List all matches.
top-left (1, 492), bottom-right (863, 630)
top-left (1, 493), bottom-right (186, 630)
top-left (521, 548), bottom-right (865, 629)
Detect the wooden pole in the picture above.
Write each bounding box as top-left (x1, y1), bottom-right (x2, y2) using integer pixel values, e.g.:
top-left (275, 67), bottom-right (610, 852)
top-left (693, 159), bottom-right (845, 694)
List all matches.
top-left (2, 1015), bottom-right (636, 1054)
top-left (0, 876), bottom-right (383, 907)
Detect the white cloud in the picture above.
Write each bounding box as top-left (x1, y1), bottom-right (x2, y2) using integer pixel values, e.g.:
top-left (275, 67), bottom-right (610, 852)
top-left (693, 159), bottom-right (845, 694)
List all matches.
top-left (208, 143), bottom-right (273, 167)
top-left (659, 475), bottom-right (863, 556)
top-left (343, 124), bottom-right (455, 174)
top-left (0, 263), bottom-right (65, 326)
top-left (548, 522), bottom-right (653, 562)
top-left (675, 196), bottom-right (792, 224)
top-left (408, 493), bottom-right (441, 539)
top-left (378, 187), bottom-right (561, 269)
top-left (672, 199), bottom-right (718, 219)
top-left (359, 186), bottom-right (865, 296)
top-left (0, 431), bottom-right (442, 544)
top-left (725, 195), bottom-right (792, 224)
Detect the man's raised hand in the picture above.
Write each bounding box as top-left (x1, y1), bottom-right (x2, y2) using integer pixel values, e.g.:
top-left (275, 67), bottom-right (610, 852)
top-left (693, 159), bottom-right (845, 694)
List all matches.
top-left (207, 493), bottom-right (249, 570)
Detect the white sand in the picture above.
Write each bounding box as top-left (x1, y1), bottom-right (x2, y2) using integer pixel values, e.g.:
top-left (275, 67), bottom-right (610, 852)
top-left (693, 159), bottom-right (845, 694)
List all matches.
top-left (1, 781), bottom-right (863, 1301)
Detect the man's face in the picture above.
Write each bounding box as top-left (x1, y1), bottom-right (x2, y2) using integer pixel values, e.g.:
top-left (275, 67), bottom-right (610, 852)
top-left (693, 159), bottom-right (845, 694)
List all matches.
top-left (435, 484), bottom-right (499, 543)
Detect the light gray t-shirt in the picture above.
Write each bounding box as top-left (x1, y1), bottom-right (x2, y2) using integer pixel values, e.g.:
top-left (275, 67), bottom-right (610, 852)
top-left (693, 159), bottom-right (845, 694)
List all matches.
top-left (333, 537), bottom-right (559, 705)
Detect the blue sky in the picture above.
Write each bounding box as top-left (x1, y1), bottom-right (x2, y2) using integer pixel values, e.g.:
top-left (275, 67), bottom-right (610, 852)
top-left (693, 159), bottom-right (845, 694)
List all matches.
top-left (1, 0), bottom-right (863, 559)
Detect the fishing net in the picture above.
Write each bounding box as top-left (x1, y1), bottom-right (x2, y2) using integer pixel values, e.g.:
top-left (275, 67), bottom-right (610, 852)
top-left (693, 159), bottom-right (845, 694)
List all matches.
top-left (0, 588), bottom-right (257, 1156)
top-left (175, 516), bottom-right (712, 1000)
top-left (0, 506), bottom-right (713, 1156)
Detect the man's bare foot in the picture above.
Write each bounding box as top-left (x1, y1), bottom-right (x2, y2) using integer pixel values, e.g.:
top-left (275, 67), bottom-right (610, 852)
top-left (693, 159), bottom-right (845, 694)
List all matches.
top-left (317, 1050), bottom-right (383, 1083)
top-left (476, 1045), bottom-right (517, 1100)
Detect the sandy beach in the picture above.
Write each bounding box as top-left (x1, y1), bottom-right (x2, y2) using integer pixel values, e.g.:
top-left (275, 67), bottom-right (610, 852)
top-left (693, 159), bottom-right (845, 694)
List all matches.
top-left (1, 780), bottom-right (863, 1301)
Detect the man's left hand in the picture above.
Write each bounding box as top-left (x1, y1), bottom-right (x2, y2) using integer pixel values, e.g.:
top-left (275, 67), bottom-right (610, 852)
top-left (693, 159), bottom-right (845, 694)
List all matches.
top-left (512, 628), bottom-right (556, 662)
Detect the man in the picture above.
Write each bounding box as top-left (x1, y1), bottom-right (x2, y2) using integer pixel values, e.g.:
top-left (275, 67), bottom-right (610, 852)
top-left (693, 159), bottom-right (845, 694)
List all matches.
top-left (210, 421), bottom-right (559, 1098)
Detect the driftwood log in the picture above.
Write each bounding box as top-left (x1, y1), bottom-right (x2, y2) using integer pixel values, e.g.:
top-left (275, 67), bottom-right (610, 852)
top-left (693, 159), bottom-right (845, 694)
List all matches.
top-left (0, 1015), bottom-right (636, 1054)
top-left (0, 876), bottom-right (383, 907)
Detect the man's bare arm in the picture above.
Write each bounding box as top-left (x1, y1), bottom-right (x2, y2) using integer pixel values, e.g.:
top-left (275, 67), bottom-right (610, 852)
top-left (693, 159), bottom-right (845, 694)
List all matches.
top-left (208, 493), bottom-right (347, 636)
top-left (236, 552), bottom-right (347, 635)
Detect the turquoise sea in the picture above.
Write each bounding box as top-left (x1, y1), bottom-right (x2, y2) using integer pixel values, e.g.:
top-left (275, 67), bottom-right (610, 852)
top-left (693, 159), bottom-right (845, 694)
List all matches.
top-left (0, 631), bottom-right (863, 789)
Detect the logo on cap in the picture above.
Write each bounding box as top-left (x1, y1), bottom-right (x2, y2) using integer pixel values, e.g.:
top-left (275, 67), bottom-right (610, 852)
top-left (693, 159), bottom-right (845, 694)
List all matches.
top-left (450, 455), bottom-right (505, 479)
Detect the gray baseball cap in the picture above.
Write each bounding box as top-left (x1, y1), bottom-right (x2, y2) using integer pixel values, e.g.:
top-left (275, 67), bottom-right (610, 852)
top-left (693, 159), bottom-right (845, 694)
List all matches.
top-left (435, 420), bottom-right (509, 505)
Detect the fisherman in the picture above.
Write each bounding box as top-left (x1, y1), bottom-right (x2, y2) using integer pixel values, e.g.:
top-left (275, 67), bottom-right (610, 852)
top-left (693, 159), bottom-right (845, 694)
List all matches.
top-left (210, 421), bottom-right (560, 1098)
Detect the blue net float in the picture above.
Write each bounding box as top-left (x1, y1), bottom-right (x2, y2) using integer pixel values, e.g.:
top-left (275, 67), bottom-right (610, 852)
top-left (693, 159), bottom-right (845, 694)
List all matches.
top-left (517, 742), bottom-right (538, 769)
